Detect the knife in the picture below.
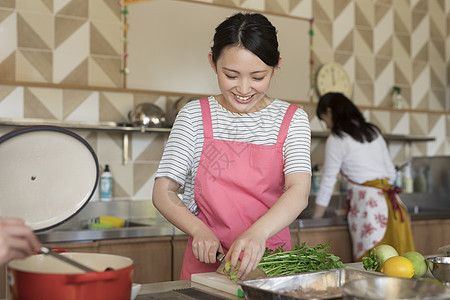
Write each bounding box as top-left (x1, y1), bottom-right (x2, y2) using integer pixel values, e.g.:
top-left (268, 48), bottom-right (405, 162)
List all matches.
top-left (215, 252), bottom-right (266, 280)
top-left (215, 252), bottom-right (227, 275)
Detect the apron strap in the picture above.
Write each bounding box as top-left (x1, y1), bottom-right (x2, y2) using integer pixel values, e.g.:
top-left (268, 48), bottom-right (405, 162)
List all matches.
top-left (200, 99), bottom-right (298, 143)
top-left (277, 104), bottom-right (298, 144)
top-left (199, 98), bottom-right (213, 139)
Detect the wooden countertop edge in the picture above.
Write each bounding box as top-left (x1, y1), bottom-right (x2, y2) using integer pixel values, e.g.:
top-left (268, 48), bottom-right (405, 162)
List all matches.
top-left (137, 280), bottom-right (241, 300)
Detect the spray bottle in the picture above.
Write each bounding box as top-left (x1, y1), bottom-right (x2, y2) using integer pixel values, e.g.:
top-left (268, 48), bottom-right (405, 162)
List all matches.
top-left (100, 165), bottom-right (113, 201)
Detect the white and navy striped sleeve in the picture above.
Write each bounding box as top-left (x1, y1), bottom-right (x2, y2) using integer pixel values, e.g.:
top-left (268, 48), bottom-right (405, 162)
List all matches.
top-left (284, 107), bottom-right (311, 175)
top-left (155, 101), bottom-right (199, 187)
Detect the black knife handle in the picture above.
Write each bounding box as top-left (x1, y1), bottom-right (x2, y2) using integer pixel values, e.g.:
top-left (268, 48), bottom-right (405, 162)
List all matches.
top-left (216, 252), bottom-right (225, 262)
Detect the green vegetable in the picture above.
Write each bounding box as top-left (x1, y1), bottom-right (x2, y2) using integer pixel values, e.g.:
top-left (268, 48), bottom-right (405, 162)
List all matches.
top-left (224, 261), bottom-right (242, 281)
top-left (363, 244), bottom-right (399, 271)
top-left (402, 251), bottom-right (427, 278)
top-left (257, 242), bottom-right (345, 277)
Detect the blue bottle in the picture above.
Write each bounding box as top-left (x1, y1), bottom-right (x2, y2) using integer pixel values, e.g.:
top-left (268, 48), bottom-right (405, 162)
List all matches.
top-left (100, 165), bottom-right (113, 201)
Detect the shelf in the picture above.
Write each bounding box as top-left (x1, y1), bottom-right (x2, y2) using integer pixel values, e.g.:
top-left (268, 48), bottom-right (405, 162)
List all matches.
top-left (310, 131), bottom-right (435, 143)
top-left (0, 118), bottom-right (171, 134)
top-left (0, 118), bottom-right (435, 142)
top-left (382, 134), bottom-right (435, 142)
top-left (0, 118), bottom-right (435, 165)
top-left (0, 118), bottom-right (171, 166)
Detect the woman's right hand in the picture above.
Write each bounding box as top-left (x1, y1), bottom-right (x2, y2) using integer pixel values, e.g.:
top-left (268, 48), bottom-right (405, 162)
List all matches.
top-left (0, 217), bottom-right (41, 266)
top-left (191, 226), bottom-right (222, 264)
top-left (153, 177), bottom-right (224, 264)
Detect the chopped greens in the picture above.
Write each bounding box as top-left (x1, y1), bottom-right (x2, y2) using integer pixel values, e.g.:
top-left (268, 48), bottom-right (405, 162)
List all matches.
top-left (224, 261), bottom-right (242, 281)
top-left (257, 242), bottom-right (346, 277)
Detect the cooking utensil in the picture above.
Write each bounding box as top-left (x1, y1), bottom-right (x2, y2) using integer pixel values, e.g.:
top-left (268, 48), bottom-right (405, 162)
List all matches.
top-left (341, 277), bottom-right (448, 300)
top-left (216, 252), bottom-right (225, 263)
top-left (128, 103), bottom-right (166, 128)
top-left (215, 251), bottom-right (227, 275)
top-left (426, 256), bottom-right (450, 287)
top-left (0, 126), bottom-right (99, 231)
top-left (1, 126), bottom-right (135, 299)
top-left (7, 252), bottom-right (134, 300)
top-left (240, 267), bottom-right (382, 300)
top-left (40, 247), bottom-right (96, 273)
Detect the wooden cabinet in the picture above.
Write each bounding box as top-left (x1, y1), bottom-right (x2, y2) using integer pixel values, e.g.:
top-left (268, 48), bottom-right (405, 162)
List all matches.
top-left (411, 219), bottom-right (450, 255)
top-left (43, 241), bottom-right (99, 253)
top-left (172, 235), bottom-right (188, 281)
top-left (98, 237), bottom-right (172, 284)
top-left (45, 237), bottom-right (174, 284)
top-left (0, 266), bottom-right (5, 298)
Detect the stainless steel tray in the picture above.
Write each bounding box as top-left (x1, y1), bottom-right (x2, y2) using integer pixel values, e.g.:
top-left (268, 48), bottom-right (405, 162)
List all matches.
top-left (239, 268), bottom-right (383, 300)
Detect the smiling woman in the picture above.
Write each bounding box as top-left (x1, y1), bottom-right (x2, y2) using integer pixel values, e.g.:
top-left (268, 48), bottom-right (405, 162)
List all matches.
top-left (151, 10), bottom-right (311, 281)
top-left (125, 0), bottom-right (312, 102)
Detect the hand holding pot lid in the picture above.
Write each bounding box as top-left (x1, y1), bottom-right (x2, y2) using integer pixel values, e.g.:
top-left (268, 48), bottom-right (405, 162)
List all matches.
top-left (0, 217), bottom-right (41, 266)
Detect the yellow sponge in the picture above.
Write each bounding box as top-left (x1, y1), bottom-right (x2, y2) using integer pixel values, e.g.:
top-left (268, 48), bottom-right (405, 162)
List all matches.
top-left (99, 216), bottom-right (125, 228)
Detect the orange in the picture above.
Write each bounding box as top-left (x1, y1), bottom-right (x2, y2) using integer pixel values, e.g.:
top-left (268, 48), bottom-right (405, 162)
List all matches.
top-left (381, 256), bottom-right (414, 278)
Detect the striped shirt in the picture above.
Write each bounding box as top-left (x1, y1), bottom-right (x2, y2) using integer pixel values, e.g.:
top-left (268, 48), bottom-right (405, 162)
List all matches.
top-left (156, 96), bottom-right (311, 214)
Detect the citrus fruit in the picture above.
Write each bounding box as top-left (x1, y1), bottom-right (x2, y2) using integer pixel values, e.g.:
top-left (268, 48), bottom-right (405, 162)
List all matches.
top-left (401, 251), bottom-right (427, 278)
top-left (382, 256), bottom-right (414, 278)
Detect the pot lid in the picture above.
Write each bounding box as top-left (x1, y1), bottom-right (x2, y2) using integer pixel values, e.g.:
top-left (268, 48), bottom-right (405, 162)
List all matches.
top-left (0, 126), bottom-right (99, 232)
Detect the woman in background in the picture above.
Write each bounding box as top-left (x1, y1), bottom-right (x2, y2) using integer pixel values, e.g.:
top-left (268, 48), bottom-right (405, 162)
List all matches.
top-left (312, 92), bottom-right (414, 261)
top-left (153, 12), bottom-right (311, 279)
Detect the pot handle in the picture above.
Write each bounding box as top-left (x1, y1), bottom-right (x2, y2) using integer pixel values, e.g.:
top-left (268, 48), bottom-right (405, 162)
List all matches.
top-left (33, 247), bottom-right (67, 255)
top-left (51, 248), bottom-right (68, 253)
top-left (66, 270), bottom-right (119, 284)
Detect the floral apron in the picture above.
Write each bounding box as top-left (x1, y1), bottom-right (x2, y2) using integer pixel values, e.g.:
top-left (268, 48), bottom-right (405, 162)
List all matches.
top-left (180, 98), bottom-right (297, 279)
top-left (346, 178), bottom-right (415, 261)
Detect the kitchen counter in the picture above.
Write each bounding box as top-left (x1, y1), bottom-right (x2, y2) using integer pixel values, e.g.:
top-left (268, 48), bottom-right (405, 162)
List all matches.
top-left (133, 262), bottom-right (450, 300)
top-left (2, 263), bottom-right (448, 300)
top-left (37, 210), bottom-right (450, 244)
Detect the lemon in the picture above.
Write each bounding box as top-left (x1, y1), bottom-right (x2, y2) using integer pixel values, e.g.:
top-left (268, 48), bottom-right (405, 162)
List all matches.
top-left (382, 256), bottom-right (414, 278)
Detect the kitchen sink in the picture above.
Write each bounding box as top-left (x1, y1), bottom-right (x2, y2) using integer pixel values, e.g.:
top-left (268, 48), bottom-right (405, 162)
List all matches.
top-left (53, 219), bottom-right (152, 231)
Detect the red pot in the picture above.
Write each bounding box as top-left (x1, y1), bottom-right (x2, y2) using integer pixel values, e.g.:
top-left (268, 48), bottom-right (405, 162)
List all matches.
top-left (7, 252), bottom-right (134, 300)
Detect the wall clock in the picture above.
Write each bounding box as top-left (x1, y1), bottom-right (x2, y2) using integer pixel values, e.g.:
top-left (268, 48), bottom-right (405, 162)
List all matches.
top-left (315, 62), bottom-right (352, 99)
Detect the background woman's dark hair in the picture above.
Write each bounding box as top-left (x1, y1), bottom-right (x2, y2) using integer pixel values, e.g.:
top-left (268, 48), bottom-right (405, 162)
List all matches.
top-left (210, 13), bottom-right (280, 67)
top-left (316, 92), bottom-right (381, 143)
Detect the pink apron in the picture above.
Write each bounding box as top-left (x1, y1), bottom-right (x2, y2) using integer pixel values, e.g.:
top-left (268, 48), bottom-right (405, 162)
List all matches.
top-left (180, 98), bottom-right (297, 279)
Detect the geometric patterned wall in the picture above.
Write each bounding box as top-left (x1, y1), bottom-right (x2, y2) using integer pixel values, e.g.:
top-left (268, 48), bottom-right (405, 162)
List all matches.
top-left (0, 0), bottom-right (449, 201)
top-left (305, 0), bottom-right (450, 161)
top-left (0, 0), bottom-right (122, 87)
top-left (0, 84), bottom-right (171, 202)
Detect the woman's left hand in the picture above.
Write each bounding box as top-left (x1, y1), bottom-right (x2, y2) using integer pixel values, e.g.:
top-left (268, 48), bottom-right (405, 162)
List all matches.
top-left (225, 229), bottom-right (266, 279)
